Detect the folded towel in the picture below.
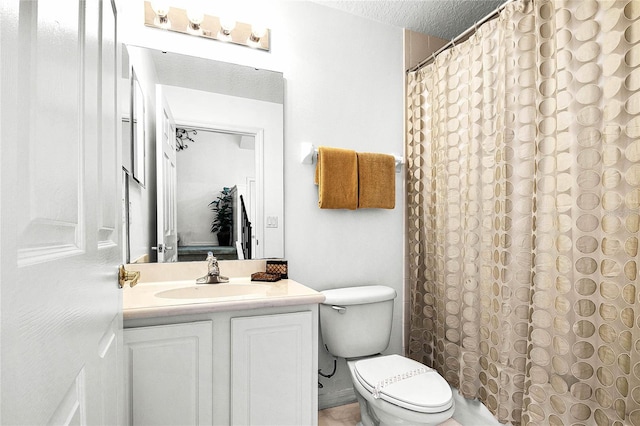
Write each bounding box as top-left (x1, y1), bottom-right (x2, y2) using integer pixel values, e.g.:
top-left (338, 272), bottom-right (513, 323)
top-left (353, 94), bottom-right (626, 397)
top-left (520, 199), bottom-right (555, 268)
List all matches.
top-left (315, 146), bottom-right (358, 210)
top-left (357, 152), bottom-right (395, 209)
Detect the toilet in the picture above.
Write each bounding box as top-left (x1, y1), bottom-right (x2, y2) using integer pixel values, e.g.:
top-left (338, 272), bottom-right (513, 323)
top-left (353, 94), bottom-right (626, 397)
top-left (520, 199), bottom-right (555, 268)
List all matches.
top-left (319, 285), bottom-right (454, 426)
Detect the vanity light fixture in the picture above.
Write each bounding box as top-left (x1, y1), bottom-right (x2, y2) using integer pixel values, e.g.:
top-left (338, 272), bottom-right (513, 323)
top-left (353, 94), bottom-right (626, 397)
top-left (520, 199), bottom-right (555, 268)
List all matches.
top-left (144, 1), bottom-right (270, 51)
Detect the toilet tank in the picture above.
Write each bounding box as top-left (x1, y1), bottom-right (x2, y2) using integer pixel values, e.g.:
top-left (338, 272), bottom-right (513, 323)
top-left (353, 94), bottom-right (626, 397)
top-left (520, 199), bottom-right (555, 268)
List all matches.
top-left (319, 286), bottom-right (396, 358)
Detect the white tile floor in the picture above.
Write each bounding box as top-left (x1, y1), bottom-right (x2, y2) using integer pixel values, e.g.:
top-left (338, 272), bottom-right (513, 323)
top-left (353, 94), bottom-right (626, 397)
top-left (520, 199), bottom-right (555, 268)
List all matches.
top-left (318, 403), bottom-right (360, 426)
top-left (318, 390), bottom-right (504, 426)
top-left (318, 402), bottom-right (462, 426)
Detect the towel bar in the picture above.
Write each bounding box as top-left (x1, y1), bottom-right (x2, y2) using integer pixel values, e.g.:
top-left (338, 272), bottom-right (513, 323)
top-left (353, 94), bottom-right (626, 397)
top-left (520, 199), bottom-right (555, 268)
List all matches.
top-left (300, 143), bottom-right (403, 172)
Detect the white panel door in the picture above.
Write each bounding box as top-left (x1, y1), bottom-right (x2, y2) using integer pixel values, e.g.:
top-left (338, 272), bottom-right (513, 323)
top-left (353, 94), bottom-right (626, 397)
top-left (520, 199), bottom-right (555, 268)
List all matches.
top-left (155, 85), bottom-right (178, 262)
top-left (0, 0), bottom-right (123, 424)
top-left (124, 321), bottom-right (213, 425)
top-left (231, 312), bottom-right (315, 426)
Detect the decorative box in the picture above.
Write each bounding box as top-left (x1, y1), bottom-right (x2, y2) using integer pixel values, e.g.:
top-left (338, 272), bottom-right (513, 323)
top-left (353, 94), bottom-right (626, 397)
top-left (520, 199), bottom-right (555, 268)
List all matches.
top-left (266, 259), bottom-right (288, 279)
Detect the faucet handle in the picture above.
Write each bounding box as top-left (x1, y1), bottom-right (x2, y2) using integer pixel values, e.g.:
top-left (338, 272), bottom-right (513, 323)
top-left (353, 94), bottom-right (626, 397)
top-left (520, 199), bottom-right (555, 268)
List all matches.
top-left (206, 252), bottom-right (220, 276)
top-left (119, 265), bottom-right (141, 288)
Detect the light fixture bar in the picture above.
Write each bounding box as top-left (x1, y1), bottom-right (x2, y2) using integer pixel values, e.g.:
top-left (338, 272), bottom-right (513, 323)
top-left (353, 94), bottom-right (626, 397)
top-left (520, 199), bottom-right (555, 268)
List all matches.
top-left (143, 1), bottom-right (270, 52)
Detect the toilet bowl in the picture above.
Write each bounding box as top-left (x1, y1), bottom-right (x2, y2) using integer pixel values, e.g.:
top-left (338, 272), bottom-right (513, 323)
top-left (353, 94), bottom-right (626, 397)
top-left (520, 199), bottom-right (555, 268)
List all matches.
top-left (347, 355), bottom-right (454, 426)
top-left (319, 286), bottom-right (455, 426)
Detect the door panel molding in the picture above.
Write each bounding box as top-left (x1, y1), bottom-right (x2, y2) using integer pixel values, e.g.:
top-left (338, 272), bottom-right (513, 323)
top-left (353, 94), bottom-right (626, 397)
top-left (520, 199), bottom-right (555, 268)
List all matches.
top-left (47, 368), bottom-right (86, 426)
top-left (17, 1), bottom-right (84, 266)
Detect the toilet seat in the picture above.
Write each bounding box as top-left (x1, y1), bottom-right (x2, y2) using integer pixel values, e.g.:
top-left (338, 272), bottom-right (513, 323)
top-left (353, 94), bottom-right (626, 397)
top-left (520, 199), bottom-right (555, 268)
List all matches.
top-left (353, 355), bottom-right (453, 414)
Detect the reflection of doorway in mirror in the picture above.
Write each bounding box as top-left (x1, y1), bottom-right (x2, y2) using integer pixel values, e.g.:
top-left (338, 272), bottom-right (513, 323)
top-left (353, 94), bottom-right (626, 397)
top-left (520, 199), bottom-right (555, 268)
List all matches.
top-left (175, 128), bottom-right (255, 261)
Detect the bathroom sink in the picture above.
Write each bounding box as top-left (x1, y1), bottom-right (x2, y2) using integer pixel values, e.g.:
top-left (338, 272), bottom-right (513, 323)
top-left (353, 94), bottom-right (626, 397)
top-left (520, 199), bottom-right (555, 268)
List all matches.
top-left (155, 284), bottom-right (267, 300)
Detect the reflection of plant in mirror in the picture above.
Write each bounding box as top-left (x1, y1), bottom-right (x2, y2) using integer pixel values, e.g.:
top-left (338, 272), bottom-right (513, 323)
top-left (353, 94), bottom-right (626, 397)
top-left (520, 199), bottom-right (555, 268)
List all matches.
top-left (209, 187), bottom-right (233, 246)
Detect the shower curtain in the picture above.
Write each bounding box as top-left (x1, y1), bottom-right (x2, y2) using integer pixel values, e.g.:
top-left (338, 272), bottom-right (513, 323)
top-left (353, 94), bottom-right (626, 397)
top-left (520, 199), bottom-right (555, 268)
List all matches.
top-left (406, 0), bottom-right (640, 424)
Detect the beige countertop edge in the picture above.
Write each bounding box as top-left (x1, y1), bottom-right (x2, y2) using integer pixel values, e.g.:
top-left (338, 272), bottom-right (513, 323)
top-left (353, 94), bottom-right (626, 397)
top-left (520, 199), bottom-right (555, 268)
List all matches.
top-left (124, 293), bottom-right (326, 321)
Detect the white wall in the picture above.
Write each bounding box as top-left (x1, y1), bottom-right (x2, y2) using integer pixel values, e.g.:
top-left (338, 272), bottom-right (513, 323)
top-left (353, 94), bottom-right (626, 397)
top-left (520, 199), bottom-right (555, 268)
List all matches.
top-left (118, 0), bottom-right (404, 408)
top-left (279, 3), bottom-right (405, 407)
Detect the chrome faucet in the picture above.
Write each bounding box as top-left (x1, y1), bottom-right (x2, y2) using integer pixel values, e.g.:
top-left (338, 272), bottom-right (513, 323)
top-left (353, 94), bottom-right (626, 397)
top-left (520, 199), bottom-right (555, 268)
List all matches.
top-left (196, 252), bottom-right (229, 284)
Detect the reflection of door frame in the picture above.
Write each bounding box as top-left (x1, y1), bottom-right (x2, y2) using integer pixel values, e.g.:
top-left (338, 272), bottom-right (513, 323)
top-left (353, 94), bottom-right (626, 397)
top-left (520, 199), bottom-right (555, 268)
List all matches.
top-left (174, 119), bottom-right (264, 259)
top-left (246, 177), bottom-right (257, 256)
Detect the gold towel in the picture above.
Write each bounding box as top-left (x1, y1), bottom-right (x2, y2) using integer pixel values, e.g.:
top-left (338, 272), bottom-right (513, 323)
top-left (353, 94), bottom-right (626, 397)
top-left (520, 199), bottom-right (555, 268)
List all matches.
top-left (357, 152), bottom-right (395, 209)
top-left (315, 146), bottom-right (358, 210)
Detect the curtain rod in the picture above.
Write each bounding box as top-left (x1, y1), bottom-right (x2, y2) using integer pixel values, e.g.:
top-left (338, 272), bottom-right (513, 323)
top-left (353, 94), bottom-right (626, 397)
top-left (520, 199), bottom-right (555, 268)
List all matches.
top-left (408, 0), bottom-right (516, 73)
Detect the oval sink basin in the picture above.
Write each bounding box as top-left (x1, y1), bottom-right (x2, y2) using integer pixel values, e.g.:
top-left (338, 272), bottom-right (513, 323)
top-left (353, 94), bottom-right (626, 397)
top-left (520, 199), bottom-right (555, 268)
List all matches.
top-left (156, 284), bottom-right (267, 300)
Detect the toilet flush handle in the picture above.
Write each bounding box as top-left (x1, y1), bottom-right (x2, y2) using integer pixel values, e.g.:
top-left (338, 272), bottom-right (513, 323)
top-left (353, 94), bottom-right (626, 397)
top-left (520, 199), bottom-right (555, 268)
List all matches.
top-left (331, 305), bottom-right (347, 314)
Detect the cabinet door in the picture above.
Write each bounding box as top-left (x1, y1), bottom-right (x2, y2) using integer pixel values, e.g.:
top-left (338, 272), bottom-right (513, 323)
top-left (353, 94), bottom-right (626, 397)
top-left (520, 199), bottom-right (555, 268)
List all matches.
top-left (124, 321), bottom-right (213, 425)
top-left (231, 312), bottom-right (314, 426)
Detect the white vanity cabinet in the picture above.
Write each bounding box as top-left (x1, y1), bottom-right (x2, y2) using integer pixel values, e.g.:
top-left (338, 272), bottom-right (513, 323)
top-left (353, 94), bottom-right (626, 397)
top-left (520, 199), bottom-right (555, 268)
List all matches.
top-left (231, 312), bottom-right (314, 425)
top-left (124, 306), bottom-right (318, 426)
top-left (124, 321), bottom-right (213, 425)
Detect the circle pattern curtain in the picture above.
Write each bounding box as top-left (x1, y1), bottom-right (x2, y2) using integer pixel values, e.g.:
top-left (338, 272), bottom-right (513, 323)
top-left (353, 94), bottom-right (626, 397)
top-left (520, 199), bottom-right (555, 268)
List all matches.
top-left (406, 0), bottom-right (640, 424)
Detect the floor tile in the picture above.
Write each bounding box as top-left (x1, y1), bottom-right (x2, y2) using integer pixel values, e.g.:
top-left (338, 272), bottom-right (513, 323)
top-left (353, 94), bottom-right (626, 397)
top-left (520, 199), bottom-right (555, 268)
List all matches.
top-left (318, 403), bottom-right (463, 426)
top-left (318, 403), bottom-right (360, 426)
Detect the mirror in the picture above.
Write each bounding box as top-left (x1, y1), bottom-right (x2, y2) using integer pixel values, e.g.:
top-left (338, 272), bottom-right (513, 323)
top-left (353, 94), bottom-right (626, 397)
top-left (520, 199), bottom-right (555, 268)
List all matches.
top-left (123, 45), bottom-right (284, 263)
top-left (132, 71), bottom-right (145, 186)
top-left (121, 47), bottom-right (133, 174)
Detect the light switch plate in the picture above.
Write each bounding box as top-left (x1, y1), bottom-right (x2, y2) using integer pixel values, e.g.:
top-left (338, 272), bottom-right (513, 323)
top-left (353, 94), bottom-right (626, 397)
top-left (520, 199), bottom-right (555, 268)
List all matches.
top-left (266, 216), bottom-right (278, 228)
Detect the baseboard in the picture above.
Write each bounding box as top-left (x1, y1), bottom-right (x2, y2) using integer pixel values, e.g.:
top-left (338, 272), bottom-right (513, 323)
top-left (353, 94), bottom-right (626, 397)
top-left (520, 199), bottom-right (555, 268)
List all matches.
top-left (318, 388), bottom-right (357, 410)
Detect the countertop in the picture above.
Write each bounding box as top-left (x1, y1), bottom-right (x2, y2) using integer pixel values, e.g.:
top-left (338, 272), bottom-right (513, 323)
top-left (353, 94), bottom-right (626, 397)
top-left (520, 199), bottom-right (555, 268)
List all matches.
top-left (123, 277), bottom-right (326, 320)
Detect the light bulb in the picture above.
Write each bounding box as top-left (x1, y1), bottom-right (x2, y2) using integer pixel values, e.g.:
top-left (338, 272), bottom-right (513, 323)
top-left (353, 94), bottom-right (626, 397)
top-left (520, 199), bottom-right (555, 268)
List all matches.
top-left (186, 8), bottom-right (204, 34)
top-left (251, 25), bottom-right (267, 38)
top-left (150, 0), bottom-right (171, 29)
top-left (247, 24), bottom-right (267, 47)
top-left (220, 17), bottom-right (236, 32)
top-left (187, 8), bottom-right (204, 25)
top-left (150, 0), bottom-right (170, 16)
top-left (218, 17), bottom-right (236, 41)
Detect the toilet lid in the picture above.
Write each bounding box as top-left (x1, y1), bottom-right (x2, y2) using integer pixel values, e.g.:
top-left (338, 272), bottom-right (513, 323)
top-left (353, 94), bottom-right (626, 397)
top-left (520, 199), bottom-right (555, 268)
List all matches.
top-left (354, 355), bottom-right (453, 414)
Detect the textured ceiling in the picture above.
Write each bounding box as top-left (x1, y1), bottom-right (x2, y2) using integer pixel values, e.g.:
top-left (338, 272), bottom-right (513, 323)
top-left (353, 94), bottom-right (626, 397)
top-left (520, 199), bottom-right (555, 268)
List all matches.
top-left (315, 0), bottom-right (508, 40)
